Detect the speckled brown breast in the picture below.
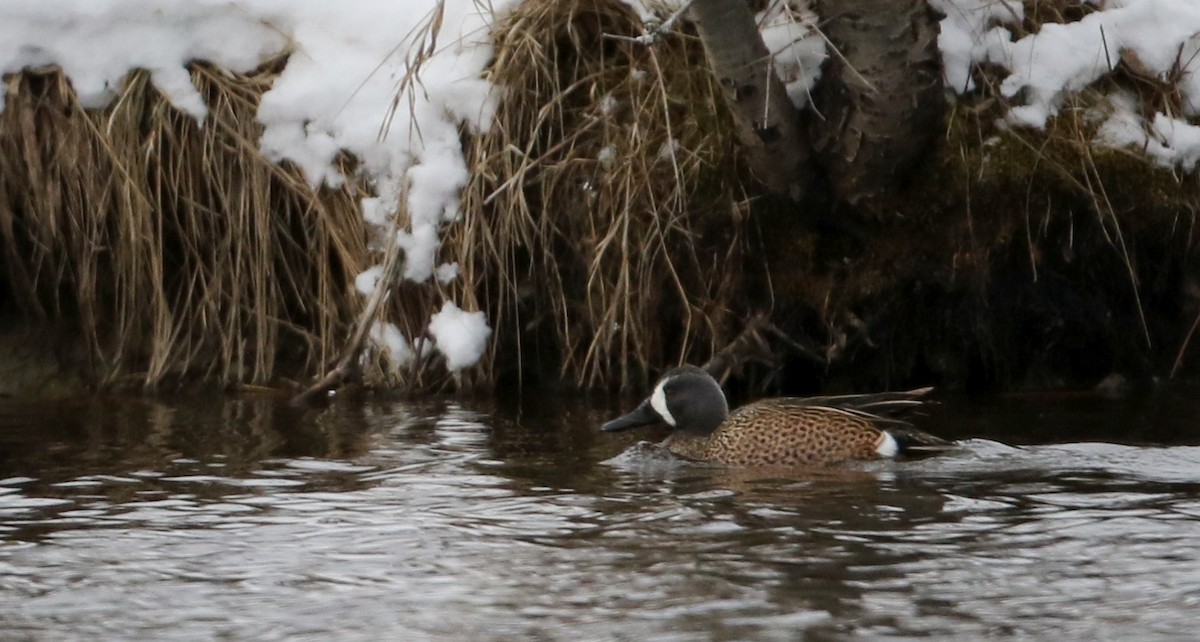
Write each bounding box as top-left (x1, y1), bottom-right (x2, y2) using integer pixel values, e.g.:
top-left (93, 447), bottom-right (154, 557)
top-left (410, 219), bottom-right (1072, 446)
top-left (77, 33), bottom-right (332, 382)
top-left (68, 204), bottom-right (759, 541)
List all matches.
top-left (664, 399), bottom-right (889, 466)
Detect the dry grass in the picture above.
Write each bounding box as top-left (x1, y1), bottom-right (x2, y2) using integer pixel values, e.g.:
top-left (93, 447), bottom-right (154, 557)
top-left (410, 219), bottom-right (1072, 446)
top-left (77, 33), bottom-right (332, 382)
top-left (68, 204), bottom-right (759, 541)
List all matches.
top-left (0, 59), bottom-right (369, 390)
top-left (6, 0), bottom-right (1193, 394)
top-left (0, 0), bottom-right (756, 394)
top-left (450, 0), bottom-right (757, 390)
top-left (930, 0), bottom-right (1200, 381)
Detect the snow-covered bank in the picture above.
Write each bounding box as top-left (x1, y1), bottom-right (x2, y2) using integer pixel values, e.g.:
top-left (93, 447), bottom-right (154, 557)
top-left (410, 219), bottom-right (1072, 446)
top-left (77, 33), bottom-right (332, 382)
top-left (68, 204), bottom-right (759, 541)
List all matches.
top-left (933, 0), bottom-right (1200, 168)
top-left (1, 0), bottom-right (1199, 386)
top-left (1, 1), bottom-right (504, 193)
top-left (1, 0), bottom-right (511, 374)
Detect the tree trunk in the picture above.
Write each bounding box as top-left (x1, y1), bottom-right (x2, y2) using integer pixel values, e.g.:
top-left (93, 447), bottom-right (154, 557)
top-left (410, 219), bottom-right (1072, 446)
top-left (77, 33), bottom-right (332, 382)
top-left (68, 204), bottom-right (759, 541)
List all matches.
top-left (809, 0), bottom-right (943, 212)
top-left (689, 0), bottom-right (811, 200)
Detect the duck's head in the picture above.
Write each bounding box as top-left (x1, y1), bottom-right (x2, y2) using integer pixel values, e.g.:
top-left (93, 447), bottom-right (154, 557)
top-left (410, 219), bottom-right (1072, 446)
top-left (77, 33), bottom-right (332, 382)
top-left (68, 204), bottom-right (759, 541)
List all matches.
top-left (602, 365), bottom-right (729, 437)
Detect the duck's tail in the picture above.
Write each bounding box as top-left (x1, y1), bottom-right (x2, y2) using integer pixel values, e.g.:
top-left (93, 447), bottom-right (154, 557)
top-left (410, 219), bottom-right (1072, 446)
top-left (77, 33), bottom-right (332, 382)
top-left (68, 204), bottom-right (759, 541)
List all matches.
top-left (885, 426), bottom-right (957, 456)
top-left (789, 387), bottom-right (954, 457)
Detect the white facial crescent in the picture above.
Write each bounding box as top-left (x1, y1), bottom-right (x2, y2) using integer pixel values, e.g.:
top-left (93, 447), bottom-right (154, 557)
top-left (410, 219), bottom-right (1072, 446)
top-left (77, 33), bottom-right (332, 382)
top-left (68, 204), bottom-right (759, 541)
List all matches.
top-left (649, 379), bottom-right (677, 427)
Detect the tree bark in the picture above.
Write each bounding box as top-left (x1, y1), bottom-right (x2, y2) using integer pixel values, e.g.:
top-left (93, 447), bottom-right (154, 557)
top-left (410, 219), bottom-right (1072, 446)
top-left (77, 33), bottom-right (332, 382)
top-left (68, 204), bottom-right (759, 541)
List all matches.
top-left (689, 0), bottom-right (811, 200)
top-left (809, 0), bottom-right (944, 212)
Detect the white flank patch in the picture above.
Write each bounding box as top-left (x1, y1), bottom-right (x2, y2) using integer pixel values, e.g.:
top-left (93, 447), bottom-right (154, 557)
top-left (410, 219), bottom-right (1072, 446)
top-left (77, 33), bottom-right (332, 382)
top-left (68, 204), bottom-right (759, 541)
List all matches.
top-left (650, 380), bottom-right (676, 427)
top-left (876, 432), bottom-right (899, 458)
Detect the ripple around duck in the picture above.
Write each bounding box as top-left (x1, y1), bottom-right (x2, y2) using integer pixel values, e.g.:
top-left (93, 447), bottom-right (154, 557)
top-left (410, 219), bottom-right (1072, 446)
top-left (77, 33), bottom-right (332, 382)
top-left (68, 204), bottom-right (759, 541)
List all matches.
top-left (2, 395), bottom-right (1200, 639)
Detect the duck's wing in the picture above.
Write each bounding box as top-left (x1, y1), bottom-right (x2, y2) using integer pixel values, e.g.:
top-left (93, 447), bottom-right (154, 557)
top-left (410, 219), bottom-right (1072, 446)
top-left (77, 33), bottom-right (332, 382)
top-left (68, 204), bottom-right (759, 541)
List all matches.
top-left (790, 387), bottom-right (932, 413)
top-left (778, 397), bottom-right (955, 455)
top-left (756, 387), bottom-right (933, 424)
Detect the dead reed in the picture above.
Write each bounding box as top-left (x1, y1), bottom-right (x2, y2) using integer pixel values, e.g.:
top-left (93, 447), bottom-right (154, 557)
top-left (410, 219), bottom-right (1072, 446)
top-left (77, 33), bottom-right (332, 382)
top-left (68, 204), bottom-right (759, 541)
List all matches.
top-left (6, 0), bottom-right (1193, 394)
top-left (0, 58), bottom-right (369, 390)
top-left (451, 0), bottom-right (756, 390)
top-left (926, 0), bottom-right (1200, 382)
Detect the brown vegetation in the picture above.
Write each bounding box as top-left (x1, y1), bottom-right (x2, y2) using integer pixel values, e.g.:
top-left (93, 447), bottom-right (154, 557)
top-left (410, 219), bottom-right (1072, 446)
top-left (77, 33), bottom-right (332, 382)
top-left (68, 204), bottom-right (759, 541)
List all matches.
top-left (452, 0), bottom-right (757, 390)
top-left (0, 59), bottom-right (368, 390)
top-left (1, 0), bottom-right (1198, 396)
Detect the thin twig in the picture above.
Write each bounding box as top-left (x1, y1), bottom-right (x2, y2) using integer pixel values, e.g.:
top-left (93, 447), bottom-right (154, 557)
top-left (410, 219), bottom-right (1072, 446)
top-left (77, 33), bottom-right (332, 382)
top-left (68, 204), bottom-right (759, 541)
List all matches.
top-left (1170, 306), bottom-right (1200, 379)
top-left (602, 0), bottom-right (696, 46)
top-left (702, 312), bottom-right (826, 382)
top-left (290, 227), bottom-right (406, 406)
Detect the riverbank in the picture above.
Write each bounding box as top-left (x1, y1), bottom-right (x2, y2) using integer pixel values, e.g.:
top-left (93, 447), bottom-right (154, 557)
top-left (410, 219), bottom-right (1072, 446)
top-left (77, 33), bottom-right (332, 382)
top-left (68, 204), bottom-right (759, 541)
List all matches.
top-left (1, 0), bottom-right (1198, 397)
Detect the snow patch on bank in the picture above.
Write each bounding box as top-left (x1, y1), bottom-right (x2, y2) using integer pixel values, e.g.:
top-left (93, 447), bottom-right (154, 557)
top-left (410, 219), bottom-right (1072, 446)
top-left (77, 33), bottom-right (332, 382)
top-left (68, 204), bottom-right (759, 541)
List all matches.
top-left (618, 0), bottom-right (826, 109)
top-left (757, 1), bottom-right (826, 109)
top-left (428, 302), bottom-right (491, 371)
top-left (934, 0), bottom-right (1200, 168)
top-left (0, 1), bottom-right (285, 116)
top-left (0, 0), bottom-right (509, 373)
top-left (929, 0), bottom-right (1023, 94)
top-left (369, 322), bottom-right (416, 372)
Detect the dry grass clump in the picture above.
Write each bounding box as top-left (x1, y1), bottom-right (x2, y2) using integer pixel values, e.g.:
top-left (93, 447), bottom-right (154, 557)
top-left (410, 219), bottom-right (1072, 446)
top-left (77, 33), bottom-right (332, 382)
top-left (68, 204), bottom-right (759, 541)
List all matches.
top-left (1018, 0), bottom-right (1097, 34)
top-left (730, 0), bottom-right (1200, 388)
top-left (928, 93), bottom-right (1200, 383)
top-left (0, 59), bottom-right (368, 390)
top-left (451, 0), bottom-right (755, 390)
top-left (940, 3), bottom-right (1200, 335)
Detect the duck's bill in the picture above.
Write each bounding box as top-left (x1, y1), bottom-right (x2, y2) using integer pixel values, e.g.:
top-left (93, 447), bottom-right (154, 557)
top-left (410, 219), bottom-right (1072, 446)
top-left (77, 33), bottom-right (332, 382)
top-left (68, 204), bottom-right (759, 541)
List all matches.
top-left (601, 399), bottom-right (660, 432)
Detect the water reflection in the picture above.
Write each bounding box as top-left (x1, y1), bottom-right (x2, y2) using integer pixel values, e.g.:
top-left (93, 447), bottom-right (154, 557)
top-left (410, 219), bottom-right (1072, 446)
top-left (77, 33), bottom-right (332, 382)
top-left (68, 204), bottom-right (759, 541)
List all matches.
top-left (1, 391), bottom-right (1200, 639)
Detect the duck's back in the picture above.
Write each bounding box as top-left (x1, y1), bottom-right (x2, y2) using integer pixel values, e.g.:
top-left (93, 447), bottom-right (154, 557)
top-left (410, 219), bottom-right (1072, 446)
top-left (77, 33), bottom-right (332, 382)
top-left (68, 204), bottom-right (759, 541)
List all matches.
top-left (673, 399), bottom-right (890, 466)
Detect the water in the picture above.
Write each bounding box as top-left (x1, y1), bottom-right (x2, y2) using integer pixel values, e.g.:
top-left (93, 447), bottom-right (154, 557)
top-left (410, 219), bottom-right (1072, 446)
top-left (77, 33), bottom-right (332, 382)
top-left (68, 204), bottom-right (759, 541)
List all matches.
top-left (2, 390), bottom-right (1200, 640)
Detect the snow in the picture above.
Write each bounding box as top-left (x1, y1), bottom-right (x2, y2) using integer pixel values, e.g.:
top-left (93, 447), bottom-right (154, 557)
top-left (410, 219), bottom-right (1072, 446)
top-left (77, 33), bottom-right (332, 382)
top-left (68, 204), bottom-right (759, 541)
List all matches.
top-left (1148, 113), bottom-right (1200, 171)
top-left (617, 0), bottom-right (827, 109)
top-left (934, 0), bottom-right (1200, 168)
top-left (428, 302), bottom-right (491, 371)
top-left (0, 2), bottom-right (285, 116)
top-left (598, 145), bottom-right (617, 169)
top-left (1095, 91), bottom-right (1149, 147)
top-left (929, 0), bottom-right (1024, 93)
top-left (368, 321), bottom-right (416, 371)
top-left (0, 0), bottom-right (508, 374)
top-left (354, 265), bottom-right (388, 297)
top-left (435, 262), bottom-right (461, 284)
top-left (756, 0), bottom-right (827, 108)
top-left (1101, 104), bottom-right (1200, 172)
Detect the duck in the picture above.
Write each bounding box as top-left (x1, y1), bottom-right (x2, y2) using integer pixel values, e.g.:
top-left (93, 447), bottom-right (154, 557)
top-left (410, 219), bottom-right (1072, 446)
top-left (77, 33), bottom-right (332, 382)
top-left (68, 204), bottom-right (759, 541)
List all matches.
top-left (602, 365), bottom-right (953, 467)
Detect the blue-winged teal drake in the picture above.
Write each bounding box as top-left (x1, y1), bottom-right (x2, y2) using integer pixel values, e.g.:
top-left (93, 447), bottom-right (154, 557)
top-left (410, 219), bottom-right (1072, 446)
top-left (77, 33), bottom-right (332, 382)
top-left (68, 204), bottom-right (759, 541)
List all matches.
top-left (602, 365), bottom-right (953, 466)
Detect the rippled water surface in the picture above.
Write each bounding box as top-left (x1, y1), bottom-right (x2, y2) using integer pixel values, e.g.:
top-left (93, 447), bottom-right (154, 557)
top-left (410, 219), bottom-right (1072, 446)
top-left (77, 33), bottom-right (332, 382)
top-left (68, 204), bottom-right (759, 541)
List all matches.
top-left (3, 389), bottom-right (1200, 640)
